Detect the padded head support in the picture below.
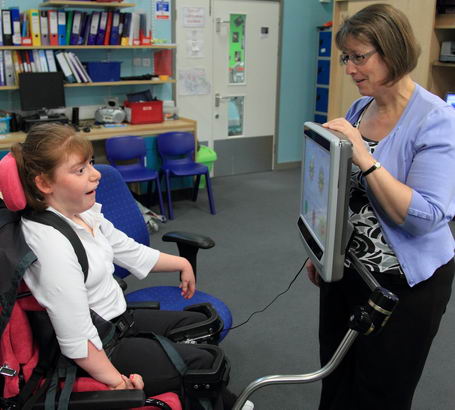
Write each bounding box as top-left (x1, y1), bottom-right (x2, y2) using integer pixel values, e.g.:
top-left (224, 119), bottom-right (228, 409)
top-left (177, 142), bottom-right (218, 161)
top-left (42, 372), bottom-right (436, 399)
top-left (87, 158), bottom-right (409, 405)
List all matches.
top-left (0, 152), bottom-right (27, 211)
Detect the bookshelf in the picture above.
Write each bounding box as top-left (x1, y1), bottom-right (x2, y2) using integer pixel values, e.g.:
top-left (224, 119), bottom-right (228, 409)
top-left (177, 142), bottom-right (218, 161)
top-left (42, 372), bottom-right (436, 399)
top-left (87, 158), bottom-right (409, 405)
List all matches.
top-left (0, 2), bottom-right (176, 91)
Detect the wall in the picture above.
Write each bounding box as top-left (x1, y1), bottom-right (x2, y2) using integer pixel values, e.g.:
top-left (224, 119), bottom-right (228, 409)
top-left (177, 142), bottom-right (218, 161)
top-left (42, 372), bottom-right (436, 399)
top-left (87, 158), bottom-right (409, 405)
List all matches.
top-left (276, 0), bottom-right (332, 165)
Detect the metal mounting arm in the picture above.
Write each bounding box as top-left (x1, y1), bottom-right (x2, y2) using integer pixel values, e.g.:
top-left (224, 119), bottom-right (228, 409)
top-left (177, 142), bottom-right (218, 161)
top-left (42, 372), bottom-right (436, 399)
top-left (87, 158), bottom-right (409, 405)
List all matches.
top-left (232, 253), bottom-right (399, 409)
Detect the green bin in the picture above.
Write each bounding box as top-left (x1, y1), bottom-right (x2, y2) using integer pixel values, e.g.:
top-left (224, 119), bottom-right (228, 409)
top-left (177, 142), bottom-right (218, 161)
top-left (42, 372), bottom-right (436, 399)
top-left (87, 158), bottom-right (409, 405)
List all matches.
top-left (196, 145), bottom-right (217, 188)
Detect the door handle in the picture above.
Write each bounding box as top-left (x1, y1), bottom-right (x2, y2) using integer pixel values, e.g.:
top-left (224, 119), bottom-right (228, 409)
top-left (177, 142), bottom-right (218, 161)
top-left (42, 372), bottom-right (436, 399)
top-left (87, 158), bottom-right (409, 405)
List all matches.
top-left (215, 93), bottom-right (230, 107)
top-left (216, 18), bottom-right (230, 33)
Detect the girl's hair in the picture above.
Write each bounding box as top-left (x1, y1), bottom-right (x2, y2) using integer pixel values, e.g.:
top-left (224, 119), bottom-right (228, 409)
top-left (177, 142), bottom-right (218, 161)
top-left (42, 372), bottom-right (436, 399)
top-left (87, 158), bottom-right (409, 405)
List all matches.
top-left (335, 3), bottom-right (421, 85)
top-left (10, 123), bottom-right (93, 211)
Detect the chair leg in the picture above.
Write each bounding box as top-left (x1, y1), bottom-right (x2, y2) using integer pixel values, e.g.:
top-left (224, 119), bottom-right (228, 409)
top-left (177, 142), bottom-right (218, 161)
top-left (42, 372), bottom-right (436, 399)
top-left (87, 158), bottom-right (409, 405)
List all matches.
top-left (205, 171), bottom-right (216, 215)
top-left (155, 177), bottom-right (165, 217)
top-left (164, 171), bottom-right (174, 220)
top-left (192, 175), bottom-right (201, 202)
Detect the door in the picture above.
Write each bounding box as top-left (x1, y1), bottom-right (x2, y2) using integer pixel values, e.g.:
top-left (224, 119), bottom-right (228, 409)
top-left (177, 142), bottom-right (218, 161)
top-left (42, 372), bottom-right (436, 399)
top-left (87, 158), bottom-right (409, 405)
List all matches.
top-left (176, 0), bottom-right (280, 176)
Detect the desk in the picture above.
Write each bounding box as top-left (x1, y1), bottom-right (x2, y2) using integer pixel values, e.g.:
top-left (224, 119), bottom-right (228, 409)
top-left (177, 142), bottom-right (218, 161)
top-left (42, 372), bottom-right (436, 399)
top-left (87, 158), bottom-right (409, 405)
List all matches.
top-left (0, 117), bottom-right (197, 150)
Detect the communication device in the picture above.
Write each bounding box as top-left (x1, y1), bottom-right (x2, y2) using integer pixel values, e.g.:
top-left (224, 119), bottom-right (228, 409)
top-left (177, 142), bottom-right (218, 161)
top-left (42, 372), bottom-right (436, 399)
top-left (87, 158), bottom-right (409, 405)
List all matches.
top-left (298, 122), bottom-right (353, 282)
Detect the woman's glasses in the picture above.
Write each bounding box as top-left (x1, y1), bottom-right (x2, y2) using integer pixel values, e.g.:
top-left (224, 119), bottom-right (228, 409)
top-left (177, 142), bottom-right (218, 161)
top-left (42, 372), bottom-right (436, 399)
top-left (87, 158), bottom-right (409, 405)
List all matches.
top-left (339, 49), bottom-right (377, 66)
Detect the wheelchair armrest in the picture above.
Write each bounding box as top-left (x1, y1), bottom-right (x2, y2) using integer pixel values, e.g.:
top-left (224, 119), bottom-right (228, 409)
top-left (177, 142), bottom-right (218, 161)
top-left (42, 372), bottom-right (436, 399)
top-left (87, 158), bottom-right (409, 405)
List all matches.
top-left (33, 389), bottom-right (146, 410)
top-left (162, 231), bottom-right (215, 249)
top-left (162, 231), bottom-right (215, 280)
top-left (127, 301), bottom-right (161, 310)
top-left (114, 275), bottom-right (128, 291)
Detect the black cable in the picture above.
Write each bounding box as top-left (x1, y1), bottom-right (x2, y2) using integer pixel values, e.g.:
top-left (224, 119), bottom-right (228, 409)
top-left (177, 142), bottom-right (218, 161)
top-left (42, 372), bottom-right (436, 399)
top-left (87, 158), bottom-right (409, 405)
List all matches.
top-left (228, 258), bottom-right (309, 331)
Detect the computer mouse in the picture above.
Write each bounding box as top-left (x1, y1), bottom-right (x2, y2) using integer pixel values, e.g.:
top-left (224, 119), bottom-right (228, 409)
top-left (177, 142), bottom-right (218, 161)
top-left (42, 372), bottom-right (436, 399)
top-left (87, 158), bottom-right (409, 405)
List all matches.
top-left (83, 127), bottom-right (91, 133)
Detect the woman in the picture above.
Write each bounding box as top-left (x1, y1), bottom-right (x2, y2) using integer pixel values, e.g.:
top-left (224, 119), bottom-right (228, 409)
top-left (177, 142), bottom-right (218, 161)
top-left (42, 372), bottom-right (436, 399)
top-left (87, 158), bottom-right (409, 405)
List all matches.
top-left (307, 4), bottom-right (455, 410)
top-left (10, 123), bottom-right (252, 409)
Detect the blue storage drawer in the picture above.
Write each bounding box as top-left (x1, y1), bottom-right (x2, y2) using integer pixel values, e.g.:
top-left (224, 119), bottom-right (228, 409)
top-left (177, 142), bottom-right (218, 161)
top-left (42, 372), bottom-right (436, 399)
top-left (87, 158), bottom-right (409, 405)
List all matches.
top-left (317, 59), bottom-right (331, 85)
top-left (319, 31), bottom-right (332, 57)
top-left (315, 87), bottom-right (329, 113)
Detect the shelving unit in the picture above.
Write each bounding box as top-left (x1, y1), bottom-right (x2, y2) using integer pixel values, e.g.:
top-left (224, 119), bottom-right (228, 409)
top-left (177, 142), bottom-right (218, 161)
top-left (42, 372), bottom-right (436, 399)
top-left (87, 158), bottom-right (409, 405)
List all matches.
top-left (430, 12), bottom-right (455, 97)
top-left (314, 28), bottom-right (332, 124)
top-left (0, 1), bottom-right (177, 91)
top-left (0, 0), bottom-right (181, 142)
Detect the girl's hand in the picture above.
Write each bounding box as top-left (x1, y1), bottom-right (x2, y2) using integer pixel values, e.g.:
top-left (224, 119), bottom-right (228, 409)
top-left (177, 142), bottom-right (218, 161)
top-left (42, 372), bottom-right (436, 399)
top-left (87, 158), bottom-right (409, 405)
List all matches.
top-left (306, 259), bottom-right (321, 287)
top-left (323, 118), bottom-right (372, 167)
top-left (180, 260), bottom-right (196, 299)
top-left (110, 374), bottom-right (144, 390)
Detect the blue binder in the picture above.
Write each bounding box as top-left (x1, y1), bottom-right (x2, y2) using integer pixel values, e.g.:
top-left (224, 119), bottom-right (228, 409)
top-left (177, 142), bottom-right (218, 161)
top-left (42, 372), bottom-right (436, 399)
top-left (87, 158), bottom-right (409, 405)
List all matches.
top-left (95, 11), bottom-right (107, 45)
top-left (70, 11), bottom-right (82, 45)
top-left (57, 10), bottom-right (66, 45)
top-left (109, 11), bottom-right (121, 45)
top-left (10, 8), bottom-right (21, 46)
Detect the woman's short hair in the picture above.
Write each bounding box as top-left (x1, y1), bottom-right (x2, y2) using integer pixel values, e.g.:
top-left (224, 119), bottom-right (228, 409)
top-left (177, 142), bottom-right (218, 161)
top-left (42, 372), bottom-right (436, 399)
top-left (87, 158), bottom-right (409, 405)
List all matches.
top-left (335, 3), bottom-right (421, 85)
top-left (11, 123), bottom-right (93, 211)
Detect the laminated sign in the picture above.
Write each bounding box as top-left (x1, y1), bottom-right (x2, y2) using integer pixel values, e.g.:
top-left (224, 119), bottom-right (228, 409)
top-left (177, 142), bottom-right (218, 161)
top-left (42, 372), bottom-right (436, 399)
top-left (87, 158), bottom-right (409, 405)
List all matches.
top-left (155, 1), bottom-right (170, 20)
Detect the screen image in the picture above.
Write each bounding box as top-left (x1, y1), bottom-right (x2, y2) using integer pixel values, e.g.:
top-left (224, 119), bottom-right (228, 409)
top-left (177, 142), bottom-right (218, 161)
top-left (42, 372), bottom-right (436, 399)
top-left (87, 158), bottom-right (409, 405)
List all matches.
top-left (446, 93), bottom-right (455, 108)
top-left (301, 134), bottom-right (330, 249)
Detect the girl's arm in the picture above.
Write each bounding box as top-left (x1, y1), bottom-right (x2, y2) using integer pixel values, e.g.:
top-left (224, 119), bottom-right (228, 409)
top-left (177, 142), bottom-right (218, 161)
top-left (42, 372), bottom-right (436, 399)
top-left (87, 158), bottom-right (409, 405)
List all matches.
top-left (74, 341), bottom-right (144, 390)
top-left (152, 253), bottom-right (196, 299)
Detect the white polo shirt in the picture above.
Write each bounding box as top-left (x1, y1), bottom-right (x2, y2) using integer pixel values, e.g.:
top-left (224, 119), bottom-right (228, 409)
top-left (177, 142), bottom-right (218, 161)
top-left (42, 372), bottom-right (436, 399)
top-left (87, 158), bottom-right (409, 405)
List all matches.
top-left (22, 203), bottom-right (160, 359)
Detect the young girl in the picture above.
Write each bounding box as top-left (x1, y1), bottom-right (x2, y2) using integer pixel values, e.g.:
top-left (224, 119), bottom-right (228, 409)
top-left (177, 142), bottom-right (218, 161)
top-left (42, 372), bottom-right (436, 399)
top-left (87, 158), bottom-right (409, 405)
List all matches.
top-left (10, 123), bottom-right (250, 409)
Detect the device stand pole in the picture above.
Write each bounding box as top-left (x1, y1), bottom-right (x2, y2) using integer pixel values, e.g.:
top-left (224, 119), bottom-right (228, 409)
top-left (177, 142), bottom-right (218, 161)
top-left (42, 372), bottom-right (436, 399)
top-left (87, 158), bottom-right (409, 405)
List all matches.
top-left (232, 254), bottom-right (399, 410)
top-left (232, 329), bottom-right (359, 410)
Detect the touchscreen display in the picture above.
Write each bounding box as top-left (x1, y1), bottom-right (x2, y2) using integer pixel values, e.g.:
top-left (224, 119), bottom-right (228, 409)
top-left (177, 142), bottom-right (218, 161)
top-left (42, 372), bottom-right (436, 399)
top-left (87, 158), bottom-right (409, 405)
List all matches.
top-left (301, 134), bottom-right (330, 249)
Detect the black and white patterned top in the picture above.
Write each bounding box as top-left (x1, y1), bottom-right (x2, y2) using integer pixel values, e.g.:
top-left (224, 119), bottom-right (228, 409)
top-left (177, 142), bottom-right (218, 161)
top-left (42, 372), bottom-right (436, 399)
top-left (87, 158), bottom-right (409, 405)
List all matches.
top-left (344, 104), bottom-right (404, 275)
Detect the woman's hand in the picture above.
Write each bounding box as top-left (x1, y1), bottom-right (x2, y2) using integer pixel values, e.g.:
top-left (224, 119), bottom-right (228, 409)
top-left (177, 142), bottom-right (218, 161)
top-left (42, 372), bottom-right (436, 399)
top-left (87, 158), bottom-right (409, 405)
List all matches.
top-left (110, 374), bottom-right (144, 390)
top-left (323, 118), bottom-right (373, 168)
top-left (180, 259), bottom-right (196, 299)
top-left (306, 259), bottom-right (321, 287)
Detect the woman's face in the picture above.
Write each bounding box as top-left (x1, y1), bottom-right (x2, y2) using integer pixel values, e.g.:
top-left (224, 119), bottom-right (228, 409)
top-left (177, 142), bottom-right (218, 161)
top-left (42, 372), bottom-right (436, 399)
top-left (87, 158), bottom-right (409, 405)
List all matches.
top-left (341, 36), bottom-right (390, 97)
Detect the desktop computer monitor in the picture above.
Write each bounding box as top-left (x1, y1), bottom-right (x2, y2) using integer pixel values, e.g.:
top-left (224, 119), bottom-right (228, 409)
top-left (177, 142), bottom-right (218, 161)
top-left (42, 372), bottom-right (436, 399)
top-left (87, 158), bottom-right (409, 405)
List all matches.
top-left (19, 72), bottom-right (66, 113)
top-left (298, 122), bottom-right (353, 282)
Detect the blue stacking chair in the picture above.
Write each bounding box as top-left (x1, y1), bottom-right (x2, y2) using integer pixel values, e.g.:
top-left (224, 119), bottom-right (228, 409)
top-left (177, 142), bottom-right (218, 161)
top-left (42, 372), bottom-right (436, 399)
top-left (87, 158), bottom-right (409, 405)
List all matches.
top-left (105, 136), bottom-right (165, 216)
top-left (156, 132), bottom-right (216, 220)
top-left (94, 164), bottom-right (232, 341)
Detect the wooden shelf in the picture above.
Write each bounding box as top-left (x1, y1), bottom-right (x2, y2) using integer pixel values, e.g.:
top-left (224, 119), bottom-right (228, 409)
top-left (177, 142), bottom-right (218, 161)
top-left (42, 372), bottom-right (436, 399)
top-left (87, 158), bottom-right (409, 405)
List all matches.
top-left (39, 1), bottom-right (135, 8)
top-left (435, 14), bottom-right (455, 29)
top-left (433, 61), bottom-right (455, 68)
top-left (0, 118), bottom-right (198, 151)
top-left (0, 44), bottom-right (176, 50)
top-left (0, 79), bottom-right (175, 91)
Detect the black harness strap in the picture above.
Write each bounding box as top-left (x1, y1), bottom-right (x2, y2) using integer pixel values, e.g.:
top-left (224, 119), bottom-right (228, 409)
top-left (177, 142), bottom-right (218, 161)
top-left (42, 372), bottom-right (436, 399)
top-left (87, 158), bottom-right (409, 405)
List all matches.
top-left (24, 211), bottom-right (89, 281)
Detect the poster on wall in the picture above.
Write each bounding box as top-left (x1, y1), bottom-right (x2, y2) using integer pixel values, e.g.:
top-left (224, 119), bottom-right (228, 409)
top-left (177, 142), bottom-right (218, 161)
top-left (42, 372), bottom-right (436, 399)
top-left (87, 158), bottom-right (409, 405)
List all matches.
top-left (186, 29), bottom-right (205, 58)
top-left (155, 1), bottom-right (170, 20)
top-left (182, 7), bottom-right (205, 28)
top-left (178, 68), bottom-right (211, 96)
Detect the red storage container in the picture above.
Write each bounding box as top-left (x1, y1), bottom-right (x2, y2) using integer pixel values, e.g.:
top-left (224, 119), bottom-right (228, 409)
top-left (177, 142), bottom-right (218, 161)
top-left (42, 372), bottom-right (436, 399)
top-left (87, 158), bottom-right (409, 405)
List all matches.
top-left (124, 100), bottom-right (164, 124)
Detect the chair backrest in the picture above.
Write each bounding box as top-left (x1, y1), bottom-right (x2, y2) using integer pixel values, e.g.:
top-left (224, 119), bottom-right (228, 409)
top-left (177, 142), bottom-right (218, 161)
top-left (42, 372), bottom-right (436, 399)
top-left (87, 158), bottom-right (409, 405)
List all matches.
top-left (105, 136), bottom-right (147, 167)
top-left (156, 132), bottom-right (196, 167)
top-left (94, 164), bottom-right (150, 278)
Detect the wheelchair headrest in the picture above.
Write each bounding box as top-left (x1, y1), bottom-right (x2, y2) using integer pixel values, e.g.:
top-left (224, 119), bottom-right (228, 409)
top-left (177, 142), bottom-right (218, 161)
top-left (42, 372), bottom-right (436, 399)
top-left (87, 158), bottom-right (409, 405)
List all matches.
top-left (0, 152), bottom-right (27, 211)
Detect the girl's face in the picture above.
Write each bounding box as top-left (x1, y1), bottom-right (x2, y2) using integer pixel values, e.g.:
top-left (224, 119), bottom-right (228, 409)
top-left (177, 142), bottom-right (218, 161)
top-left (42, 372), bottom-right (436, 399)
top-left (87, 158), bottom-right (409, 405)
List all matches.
top-left (342, 36), bottom-right (390, 97)
top-left (38, 153), bottom-right (100, 220)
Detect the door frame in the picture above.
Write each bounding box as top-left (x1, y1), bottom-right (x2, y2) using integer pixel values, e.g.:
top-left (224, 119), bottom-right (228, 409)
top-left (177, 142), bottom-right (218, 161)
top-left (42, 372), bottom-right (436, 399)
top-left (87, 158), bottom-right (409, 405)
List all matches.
top-left (172, 0), bottom-right (283, 171)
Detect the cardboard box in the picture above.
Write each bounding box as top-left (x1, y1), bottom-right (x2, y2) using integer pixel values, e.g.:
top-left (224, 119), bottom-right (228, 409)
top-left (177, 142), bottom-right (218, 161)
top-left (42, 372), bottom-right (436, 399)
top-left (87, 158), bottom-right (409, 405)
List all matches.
top-left (124, 100), bottom-right (163, 124)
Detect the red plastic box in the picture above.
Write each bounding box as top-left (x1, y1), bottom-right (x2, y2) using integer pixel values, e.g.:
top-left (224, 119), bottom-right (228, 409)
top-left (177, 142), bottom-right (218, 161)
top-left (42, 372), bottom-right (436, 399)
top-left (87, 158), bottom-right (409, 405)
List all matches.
top-left (124, 100), bottom-right (164, 124)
